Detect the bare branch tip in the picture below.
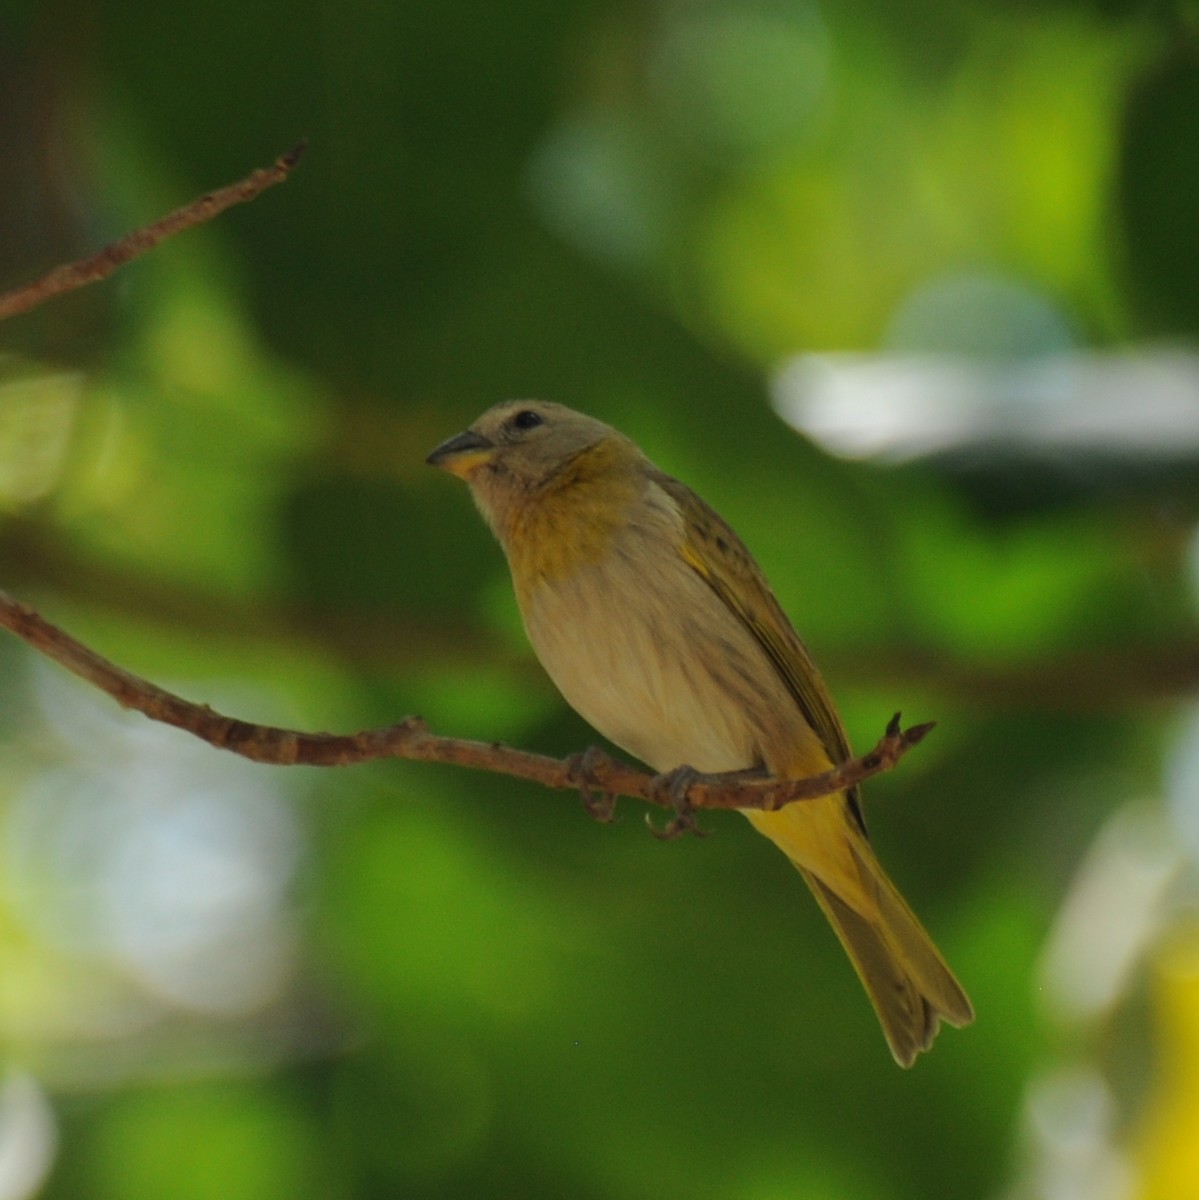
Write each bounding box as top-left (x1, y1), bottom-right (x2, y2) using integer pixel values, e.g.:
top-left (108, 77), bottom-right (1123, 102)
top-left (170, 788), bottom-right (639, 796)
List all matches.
top-left (904, 720), bottom-right (937, 746)
top-left (279, 140), bottom-right (308, 170)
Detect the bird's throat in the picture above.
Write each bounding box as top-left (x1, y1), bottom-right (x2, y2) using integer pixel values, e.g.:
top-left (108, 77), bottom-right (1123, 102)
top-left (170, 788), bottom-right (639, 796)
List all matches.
top-left (496, 444), bottom-right (642, 594)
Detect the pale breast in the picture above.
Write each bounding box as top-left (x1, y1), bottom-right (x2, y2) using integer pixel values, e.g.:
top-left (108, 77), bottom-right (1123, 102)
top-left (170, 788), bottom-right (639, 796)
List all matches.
top-left (517, 514), bottom-right (810, 776)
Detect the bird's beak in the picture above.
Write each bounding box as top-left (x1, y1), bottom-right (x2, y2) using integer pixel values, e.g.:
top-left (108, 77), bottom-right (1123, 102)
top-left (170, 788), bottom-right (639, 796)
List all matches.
top-left (425, 429), bottom-right (496, 478)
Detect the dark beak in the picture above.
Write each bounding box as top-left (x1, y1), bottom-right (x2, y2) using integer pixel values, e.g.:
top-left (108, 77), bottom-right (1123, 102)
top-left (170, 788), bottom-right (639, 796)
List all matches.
top-left (425, 429), bottom-right (496, 477)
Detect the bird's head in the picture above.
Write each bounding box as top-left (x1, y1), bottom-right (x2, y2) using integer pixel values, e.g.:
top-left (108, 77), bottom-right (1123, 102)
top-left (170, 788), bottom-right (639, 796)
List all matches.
top-left (426, 400), bottom-right (625, 483)
top-left (427, 400), bottom-right (641, 539)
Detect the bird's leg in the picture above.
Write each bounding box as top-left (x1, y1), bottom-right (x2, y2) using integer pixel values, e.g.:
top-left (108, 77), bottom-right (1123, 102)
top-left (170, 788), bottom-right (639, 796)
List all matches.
top-left (646, 765), bottom-right (711, 840)
top-left (566, 744), bottom-right (619, 823)
top-left (646, 764), bottom-right (773, 839)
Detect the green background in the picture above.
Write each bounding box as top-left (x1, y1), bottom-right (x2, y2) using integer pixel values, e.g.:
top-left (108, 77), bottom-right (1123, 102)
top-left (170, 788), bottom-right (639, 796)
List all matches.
top-left (2, 0), bottom-right (1198, 1197)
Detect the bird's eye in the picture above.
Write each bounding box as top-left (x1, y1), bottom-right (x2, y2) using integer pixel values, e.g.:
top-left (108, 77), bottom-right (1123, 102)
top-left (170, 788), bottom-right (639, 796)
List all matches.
top-left (510, 409), bottom-right (543, 432)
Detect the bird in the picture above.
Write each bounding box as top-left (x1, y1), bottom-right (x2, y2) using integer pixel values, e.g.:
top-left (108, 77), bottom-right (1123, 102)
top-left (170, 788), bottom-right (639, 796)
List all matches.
top-left (427, 399), bottom-right (973, 1065)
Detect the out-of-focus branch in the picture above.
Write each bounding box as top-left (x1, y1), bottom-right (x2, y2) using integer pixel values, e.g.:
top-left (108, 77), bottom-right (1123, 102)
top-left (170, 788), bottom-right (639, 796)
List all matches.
top-left (0, 143), bottom-right (306, 322)
top-left (8, 516), bottom-right (1198, 707)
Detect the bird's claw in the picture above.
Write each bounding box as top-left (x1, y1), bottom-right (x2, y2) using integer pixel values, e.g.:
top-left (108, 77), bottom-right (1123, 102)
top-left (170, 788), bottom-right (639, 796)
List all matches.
top-left (567, 745), bottom-right (618, 823)
top-left (646, 765), bottom-right (709, 840)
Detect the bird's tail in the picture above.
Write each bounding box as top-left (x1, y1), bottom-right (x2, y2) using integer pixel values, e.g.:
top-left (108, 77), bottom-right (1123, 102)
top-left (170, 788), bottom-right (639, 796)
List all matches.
top-left (745, 799), bottom-right (973, 1066)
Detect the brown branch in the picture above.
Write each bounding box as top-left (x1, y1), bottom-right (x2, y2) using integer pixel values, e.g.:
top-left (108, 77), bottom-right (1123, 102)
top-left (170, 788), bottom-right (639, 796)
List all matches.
top-left (0, 589), bottom-right (929, 816)
top-left (0, 143), bottom-right (306, 322)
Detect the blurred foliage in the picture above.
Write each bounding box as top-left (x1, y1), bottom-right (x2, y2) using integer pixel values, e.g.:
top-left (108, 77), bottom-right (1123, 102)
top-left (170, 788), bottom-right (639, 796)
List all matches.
top-left (1, 1), bottom-right (1198, 1198)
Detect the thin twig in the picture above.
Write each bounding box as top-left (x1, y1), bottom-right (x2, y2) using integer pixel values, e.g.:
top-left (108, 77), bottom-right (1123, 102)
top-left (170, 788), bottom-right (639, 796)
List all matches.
top-left (0, 590), bottom-right (929, 813)
top-left (0, 143), bottom-right (306, 322)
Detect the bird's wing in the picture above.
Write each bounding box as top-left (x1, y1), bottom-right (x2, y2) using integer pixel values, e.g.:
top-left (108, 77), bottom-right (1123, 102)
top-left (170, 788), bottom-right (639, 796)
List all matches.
top-left (654, 473), bottom-right (866, 829)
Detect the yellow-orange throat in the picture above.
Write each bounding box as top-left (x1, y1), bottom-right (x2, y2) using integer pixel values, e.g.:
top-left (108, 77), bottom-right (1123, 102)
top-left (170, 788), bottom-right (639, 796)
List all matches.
top-left (495, 441), bottom-right (642, 594)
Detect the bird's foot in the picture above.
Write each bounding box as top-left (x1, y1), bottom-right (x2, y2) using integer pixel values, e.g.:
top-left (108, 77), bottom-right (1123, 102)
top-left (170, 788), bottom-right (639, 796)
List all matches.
top-left (646, 765), bottom-right (710, 840)
top-left (566, 745), bottom-right (618, 824)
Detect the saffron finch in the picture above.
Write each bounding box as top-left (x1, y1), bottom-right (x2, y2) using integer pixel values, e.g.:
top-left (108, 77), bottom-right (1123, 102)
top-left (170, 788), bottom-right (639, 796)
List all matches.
top-left (427, 400), bottom-right (973, 1065)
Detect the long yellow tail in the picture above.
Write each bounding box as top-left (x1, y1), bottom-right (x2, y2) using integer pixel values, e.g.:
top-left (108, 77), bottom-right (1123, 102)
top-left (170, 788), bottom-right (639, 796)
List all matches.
top-left (745, 797), bottom-right (973, 1066)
